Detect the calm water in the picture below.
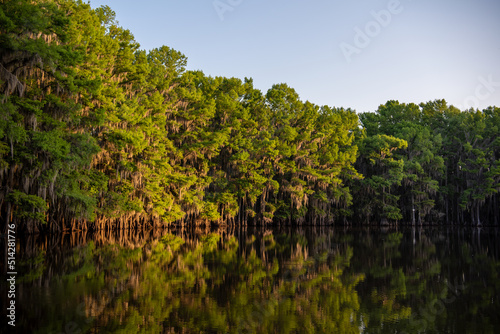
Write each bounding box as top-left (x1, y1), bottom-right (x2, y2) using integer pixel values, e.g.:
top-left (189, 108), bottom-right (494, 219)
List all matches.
top-left (1, 226), bottom-right (500, 333)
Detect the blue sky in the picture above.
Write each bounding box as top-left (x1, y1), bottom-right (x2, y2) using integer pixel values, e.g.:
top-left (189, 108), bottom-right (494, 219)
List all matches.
top-left (88, 0), bottom-right (500, 113)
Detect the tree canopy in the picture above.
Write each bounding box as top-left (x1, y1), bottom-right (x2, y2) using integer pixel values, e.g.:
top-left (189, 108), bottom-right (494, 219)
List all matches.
top-left (1, 0), bottom-right (498, 232)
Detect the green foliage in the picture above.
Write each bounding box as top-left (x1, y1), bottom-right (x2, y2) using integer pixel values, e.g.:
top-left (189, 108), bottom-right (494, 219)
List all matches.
top-left (8, 190), bottom-right (47, 221)
top-left (1, 1), bottom-right (498, 230)
top-left (356, 100), bottom-right (498, 225)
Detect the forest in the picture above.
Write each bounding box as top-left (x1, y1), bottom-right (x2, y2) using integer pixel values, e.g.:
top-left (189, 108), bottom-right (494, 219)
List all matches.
top-left (1, 0), bottom-right (499, 233)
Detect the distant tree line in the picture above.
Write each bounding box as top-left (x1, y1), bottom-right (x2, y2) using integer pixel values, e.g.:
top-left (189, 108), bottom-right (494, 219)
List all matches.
top-left (1, 0), bottom-right (499, 232)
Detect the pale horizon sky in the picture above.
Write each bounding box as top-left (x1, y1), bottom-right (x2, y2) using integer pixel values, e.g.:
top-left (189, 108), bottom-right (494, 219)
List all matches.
top-left (88, 0), bottom-right (500, 113)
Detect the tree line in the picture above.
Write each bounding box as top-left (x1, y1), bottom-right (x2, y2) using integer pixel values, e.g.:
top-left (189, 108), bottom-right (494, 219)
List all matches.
top-left (1, 0), bottom-right (499, 233)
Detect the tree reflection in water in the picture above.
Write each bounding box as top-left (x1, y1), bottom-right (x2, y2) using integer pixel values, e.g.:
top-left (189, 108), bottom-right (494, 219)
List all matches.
top-left (4, 226), bottom-right (500, 333)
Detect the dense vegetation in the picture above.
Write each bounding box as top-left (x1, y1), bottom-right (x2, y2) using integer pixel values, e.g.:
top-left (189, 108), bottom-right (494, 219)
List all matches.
top-left (1, 0), bottom-right (499, 232)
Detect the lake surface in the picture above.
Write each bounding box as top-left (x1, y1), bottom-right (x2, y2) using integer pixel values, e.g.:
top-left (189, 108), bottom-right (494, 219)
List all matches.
top-left (1, 226), bottom-right (500, 333)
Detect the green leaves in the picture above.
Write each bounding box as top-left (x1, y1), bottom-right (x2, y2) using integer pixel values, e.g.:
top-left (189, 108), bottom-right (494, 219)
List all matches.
top-left (1, 0), bottom-right (498, 230)
top-left (8, 190), bottom-right (47, 222)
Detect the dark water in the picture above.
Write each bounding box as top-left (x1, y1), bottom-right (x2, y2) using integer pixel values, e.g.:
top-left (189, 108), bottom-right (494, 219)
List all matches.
top-left (1, 226), bottom-right (500, 333)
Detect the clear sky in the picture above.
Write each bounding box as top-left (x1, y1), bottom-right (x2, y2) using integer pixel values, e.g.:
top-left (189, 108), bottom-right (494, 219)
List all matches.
top-left (88, 0), bottom-right (500, 113)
